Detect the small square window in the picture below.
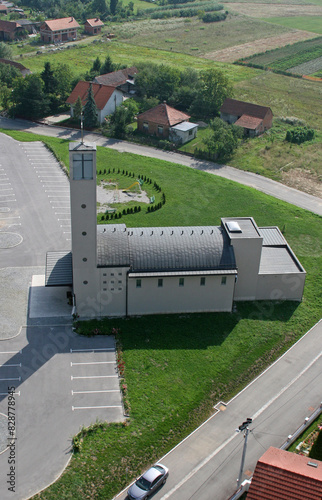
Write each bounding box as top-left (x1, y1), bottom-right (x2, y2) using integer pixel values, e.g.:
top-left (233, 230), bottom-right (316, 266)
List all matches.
top-left (200, 277), bottom-right (206, 286)
top-left (179, 278), bottom-right (184, 287)
top-left (158, 125), bottom-right (163, 135)
top-left (158, 278), bottom-right (163, 287)
top-left (221, 276), bottom-right (227, 285)
top-left (136, 279), bottom-right (141, 288)
top-left (111, 273), bottom-right (114, 276)
top-left (118, 280), bottom-right (122, 284)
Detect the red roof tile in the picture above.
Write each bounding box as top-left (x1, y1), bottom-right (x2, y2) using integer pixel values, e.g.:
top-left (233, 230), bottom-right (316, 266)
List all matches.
top-left (220, 98), bottom-right (272, 119)
top-left (95, 67), bottom-right (138, 87)
top-left (234, 114), bottom-right (263, 130)
top-left (137, 103), bottom-right (190, 127)
top-left (66, 81), bottom-right (116, 110)
top-left (42, 17), bottom-right (80, 32)
top-left (248, 447), bottom-right (322, 500)
top-left (86, 18), bottom-right (104, 27)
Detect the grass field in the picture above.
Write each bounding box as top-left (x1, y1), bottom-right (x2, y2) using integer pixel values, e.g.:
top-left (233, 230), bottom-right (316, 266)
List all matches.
top-left (265, 16), bottom-right (322, 34)
top-left (5, 131), bottom-right (316, 500)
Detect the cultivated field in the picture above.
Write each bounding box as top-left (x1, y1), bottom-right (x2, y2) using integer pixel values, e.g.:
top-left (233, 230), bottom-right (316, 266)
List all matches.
top-left (225, 2), bottom-right (322, 18)
top-left (265, 15), bottom-right (322, 34)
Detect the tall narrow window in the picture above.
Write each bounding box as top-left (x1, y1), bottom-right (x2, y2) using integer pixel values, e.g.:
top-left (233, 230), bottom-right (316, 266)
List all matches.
top-left (136, 279), bottom-right (141, 288)
top-left (200, 277), bottom-right (206, 286)
top-left (73, 153), bottom-right (93, 180)
top-left (221, 276), bottom-right (227, 285)
top-left (158, 278), bottom-right (163, 287)
top-left (179, 278), bottom-right (184, 287)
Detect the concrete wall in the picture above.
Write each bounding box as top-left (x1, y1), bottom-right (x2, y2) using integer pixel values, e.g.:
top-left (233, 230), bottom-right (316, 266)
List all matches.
top-left (127, 274), bottom-right (235, 315)
top-left (256, 273), bottom-right (306, 301)
top-left (231, 238), bottom-right (263, 301)
top-left (98, 267), bottom-right (129, 317)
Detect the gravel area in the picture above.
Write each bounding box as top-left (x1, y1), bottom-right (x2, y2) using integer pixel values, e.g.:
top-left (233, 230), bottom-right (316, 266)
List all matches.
top-left (0, 414), bottom-right (9, 453)
top-left (97, 182), bottom-right (150, 212)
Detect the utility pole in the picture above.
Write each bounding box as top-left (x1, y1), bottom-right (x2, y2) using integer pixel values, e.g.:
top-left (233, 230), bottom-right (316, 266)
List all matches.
top-left (236, 417), bottom-right (252, 488)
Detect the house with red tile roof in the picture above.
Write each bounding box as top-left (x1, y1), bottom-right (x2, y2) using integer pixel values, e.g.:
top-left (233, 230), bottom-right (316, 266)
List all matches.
top-left (40, 17), bottom-right (80, 43)
top-left (94, 67), bottom-right (138, 96)
top-left (247, 447), bottom-right (322, 499)
top-left (66, 81), bottom-right (123, 123)
top-left (220, 98), bottom-right (273, 137)
top-left (0, 20), bottom-right (25, 40)
top-left (137, 102), bottom-right (198, 143)
top-left (84, 18), bottom-right (104, 35)
top-left (0, 4), bottom-right (10, 14)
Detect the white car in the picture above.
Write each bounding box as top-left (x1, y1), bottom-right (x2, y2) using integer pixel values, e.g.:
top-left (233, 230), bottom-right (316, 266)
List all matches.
top-left (127, 463), bottom-right (169, 499)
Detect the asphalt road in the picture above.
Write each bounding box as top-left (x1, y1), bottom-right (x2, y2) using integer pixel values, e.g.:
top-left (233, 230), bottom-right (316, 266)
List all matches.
top-left (0, 116), bottom-right (321, 216)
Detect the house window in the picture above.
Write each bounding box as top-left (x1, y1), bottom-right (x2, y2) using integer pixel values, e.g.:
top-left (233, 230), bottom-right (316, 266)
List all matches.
top-left (73, 153), bottom-right (93, 180)
top-left (136, 279), bottom-right (141, 288)
top-left (221, 276), bottom-right (227, 285)
top-left (158, 278), bottom-right (163, 287)
top-left (189, 129), bottom-right (193, 136)
top-left (200, 277), bottom-right (206, 286)
top-left (143, 122), bottom-right (149, 132)
top-left (179, 278), bottom-right (184, 287)
top-left (158, 125), bottom-right (163, 135)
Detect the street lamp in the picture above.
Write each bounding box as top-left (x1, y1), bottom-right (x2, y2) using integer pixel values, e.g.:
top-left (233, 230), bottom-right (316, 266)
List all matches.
top-left (236, 418), bottom-right (252, 488)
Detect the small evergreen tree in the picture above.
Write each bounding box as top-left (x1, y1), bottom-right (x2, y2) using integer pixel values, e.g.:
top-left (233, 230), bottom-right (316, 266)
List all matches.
top-left (100, 55), bottom-right (115, 75)
top-left (73, 96), bottom-right (83, 122)
top-left (41, 62), bottom-right (57, 95)
top-left (83, 83), bottom-right (98, 129)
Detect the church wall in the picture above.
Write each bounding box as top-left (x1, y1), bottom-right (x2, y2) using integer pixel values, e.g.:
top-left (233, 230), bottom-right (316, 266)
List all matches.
top-left (256, 273), bottom-right (305, 302)
top-left (127, 274), bottom-right (235, 315)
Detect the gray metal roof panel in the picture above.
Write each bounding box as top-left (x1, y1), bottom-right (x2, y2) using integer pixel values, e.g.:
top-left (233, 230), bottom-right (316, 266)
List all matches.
top-left (259, 246), bottom-right (304, 274)
top-left (171, 122), bottom-right (198, 132)
top-left (97, 224), bottom-right (130, 267)
top-left (259, 227), bottom-right (287, 246)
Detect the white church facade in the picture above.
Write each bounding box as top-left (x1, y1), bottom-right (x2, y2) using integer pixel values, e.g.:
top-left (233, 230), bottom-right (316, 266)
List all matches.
top-left (46, 141), bottom-right (306, 318)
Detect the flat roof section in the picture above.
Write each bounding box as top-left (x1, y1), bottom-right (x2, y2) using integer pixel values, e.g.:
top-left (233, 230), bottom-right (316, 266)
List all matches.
top-left (259, 246), bottom-right (304, 274)
top-left (259, 226), bottom-right (286, 246)
top-left (222, 217), bottom-right (262, 239)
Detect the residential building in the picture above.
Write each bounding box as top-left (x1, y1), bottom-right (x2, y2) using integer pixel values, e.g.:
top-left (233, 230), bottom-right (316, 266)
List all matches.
top-left (220, 98), bottom-right (273, 137)
top-left (94, 67), bottom-right (138, 96)
top-left (66, 81), bottom-right (123, 123)
top-left (84, 18), bottom-right (104, 35)
top-left (0, 20), bottom-right (24, 40)
top-left (40, 17), bottom-right (80, 43)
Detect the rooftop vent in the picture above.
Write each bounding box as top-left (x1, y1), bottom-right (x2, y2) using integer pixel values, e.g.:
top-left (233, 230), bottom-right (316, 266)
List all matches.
top-left (226, 221), bottom-right (242, 233)
top-left (307, 461), bottom-right (318, 468)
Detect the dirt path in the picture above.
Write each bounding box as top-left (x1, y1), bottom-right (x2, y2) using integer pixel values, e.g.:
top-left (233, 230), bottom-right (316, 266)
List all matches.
top-left (203, 30), bottom-right (318, 62)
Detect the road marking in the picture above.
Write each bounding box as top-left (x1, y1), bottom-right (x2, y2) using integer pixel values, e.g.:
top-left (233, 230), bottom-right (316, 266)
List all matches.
top-left (0, 392), bottom-right (20, 396)
top-left (71, 375), bottom-right (117, 380)
top-left (0, 188), bottom-right (13, 191)
top-left (71, 361), bottom-right (115, 366)
top-left (0, 363), bottom-right (21, 368)
top-left (72, 389), bottom-right (119, 394)
top-left (70, 348), bottom-right (114, 353)
top-left (0, 350), bottom-right (22, 354)
top-left (72, 405), bottom-right (122, 411)
top-left (0, 194), bottom-right (15, 197)
top-left (0, 200), bottom-right (16, 203)
top-left (0, 216), bottom-right (20, 220)
top-left (0, 377), bottom-right (21, 381)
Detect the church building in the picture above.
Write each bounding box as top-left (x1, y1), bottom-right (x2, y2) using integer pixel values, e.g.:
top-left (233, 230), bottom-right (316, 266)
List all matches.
top-left (46, 141), bottom-right (306, 318)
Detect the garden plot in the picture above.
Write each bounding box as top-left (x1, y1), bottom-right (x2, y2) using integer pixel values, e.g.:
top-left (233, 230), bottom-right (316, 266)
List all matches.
top-left (97, 182), bottom-right (149, 212)
top-left (288, 55), bottom-right (322, 75)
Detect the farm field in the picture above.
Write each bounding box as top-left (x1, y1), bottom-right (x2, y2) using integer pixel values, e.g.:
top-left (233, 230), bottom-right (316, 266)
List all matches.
top-left (265, 15), bottom-right (322, 34)
top-left (2, 132), bottom-right (315, 500)
top-left (225, 2), bottom-right (322, 18)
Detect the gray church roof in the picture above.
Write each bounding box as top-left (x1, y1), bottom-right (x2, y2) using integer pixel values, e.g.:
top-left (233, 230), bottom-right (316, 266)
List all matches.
top-left (97, 224), bottom-right (236, 272)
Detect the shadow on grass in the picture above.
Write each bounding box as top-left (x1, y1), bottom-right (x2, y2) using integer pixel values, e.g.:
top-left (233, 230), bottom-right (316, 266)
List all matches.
top-left (75, 300), bottom-right (300, 350)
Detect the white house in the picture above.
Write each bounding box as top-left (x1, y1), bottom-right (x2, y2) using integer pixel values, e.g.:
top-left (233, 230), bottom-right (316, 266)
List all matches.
top-left (66, 81), bottom-right (123, 124)
top-left (45, 141), bottom-right (306, 318)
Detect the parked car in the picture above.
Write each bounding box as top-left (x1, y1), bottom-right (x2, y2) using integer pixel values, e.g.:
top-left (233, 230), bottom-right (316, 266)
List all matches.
top-left (127, 463), bottom-right (169, 499)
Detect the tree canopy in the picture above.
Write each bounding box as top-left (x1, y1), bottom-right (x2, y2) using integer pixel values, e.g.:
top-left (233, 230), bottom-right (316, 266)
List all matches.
top-left (83, 83), bottom-right (98, 128)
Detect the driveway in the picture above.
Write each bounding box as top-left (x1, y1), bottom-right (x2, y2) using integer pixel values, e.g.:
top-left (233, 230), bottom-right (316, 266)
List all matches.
top-left (0, 133), bottom-right (124, 500)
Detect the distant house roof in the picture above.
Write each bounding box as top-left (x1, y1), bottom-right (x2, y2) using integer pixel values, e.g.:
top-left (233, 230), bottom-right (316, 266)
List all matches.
top-left (0, 19), bottom-right (22, 32)
top-left (138, 103), bottom-right (190, 127)
top-left (0, 4), bottom-right (9, 12)
top-left (247, 447), bottom-right (322, 500)
top-left (0, 58), bottom-right (31, 76)
top-left (220, 98), bottom-right (272, 119)
top-left (85, 18), bottom-right (104, 27)
top-left (94, 67), bottom-right (138, 87)
top-left (41, 17), bottom-right (80, 32)
top-left (234, 114), bottom-right (263, 130)
top-left (97, 224), bottom-right (236, 272)
top-left (66, 81), bottom-right (116, 110)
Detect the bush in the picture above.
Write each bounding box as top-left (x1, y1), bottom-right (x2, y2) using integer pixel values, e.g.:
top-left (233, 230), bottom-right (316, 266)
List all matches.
top-left (202, 12), bottom-right (227, 22)
top-left (309, 429), bottom-right (322, 461)
top-left (285, 127), bottom-right (315, 144)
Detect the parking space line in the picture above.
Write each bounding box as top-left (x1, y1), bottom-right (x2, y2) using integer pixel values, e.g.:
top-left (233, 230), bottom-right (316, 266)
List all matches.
top-left (0, 363), bottom-right (21, 368)
top-left (70, 348), bottom-right (114, 353)
top-left (71, 361), bottom-right (115, 366)
top-left (71, 375), bottom-right (117, 380)
top-left (0, 350), bottom-right (22, 354)
top-left (72, 405), bottom-right (122, 411)
top-left (0, 392), bottom-right (20, 396)
top-left (0, 377), bottom-right (21, 381)
top-left (0, 216), bottom-right (20, 220)
top-left (72, 390), bottom-right (119, 394)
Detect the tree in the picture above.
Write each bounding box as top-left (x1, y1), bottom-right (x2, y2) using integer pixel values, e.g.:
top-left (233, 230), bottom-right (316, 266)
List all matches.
top-left (0, 63), bottom-right (21, 87)
top-left (74, 96), bottom-right (83, 122)
top-left (41, 61), bottom-right (57, 95)
top-left (110, 0), bottom-right (118, 15)
top-left (100, 55), bottom-right (115, 75)
top-left (83, 83), bottom-right (98, 128)
top-left (92, 0), bottom-right (109, 17)
top-left (190, 68), bottom-right (233, 118)
top-left (309, 429), bottom-right (322, 461)
top-left (203, 117), bottom-right (243, 161)
top-left (11, 74), bottom-right (49, 119)
top-left (0, 42), bottom-right (13, 60)
top-left (52, 63), bottom-right (73, 101)
top-left (107, 100), bottom-right (138, 138)
top-left (135, 62), bottom-right (181, 102)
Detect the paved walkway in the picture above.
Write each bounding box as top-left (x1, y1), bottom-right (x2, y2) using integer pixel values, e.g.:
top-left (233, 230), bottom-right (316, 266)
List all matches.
top-left (0, 117), bottom-right (321, 216)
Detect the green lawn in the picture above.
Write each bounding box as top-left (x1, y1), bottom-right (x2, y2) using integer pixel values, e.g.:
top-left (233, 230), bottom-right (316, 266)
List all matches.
top-left (265, 16), bottom-right (322, 34)
top-left (1, 131), bottom-right (318, 500)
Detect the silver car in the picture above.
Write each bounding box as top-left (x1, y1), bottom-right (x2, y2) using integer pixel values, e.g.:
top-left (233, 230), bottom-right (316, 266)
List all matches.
top-left (127, 463), bottom-right (169, 500)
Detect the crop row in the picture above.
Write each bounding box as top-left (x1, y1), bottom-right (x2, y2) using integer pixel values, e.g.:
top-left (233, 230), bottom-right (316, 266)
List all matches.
top-left (288, 56), bottom-right (322, 76)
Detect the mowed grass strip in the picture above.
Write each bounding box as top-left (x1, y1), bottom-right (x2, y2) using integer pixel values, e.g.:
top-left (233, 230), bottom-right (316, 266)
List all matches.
top-left (265, 16), bottom-right (322, 34)
top-left (2, 131), bottom-right (318, 500)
